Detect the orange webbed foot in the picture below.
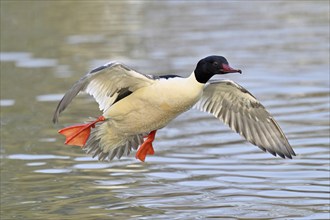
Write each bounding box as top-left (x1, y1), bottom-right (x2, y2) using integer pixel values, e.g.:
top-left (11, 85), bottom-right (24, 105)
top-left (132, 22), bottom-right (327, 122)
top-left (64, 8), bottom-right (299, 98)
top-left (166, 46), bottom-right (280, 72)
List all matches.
top-left (136, 130), bottom-right (157, 162)
top-left (58, 116), bottom-right (105, 148)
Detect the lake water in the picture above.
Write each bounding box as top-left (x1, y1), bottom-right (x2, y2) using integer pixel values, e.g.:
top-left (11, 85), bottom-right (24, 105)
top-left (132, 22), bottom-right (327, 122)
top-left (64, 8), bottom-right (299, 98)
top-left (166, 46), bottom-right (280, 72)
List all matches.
top-left (1, 1), bottom-right (329, 219)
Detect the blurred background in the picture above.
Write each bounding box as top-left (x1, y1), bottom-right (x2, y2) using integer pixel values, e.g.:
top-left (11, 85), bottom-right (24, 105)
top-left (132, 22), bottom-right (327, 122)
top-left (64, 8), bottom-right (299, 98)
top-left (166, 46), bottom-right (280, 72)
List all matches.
top-left (1, 1), bottom-right (329, 219)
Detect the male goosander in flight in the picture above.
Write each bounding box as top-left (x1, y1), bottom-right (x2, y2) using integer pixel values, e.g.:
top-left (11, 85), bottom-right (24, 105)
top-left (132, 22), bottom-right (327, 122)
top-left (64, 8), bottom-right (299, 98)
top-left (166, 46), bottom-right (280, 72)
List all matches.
top-left (53, 55), bottom-right (295, 162)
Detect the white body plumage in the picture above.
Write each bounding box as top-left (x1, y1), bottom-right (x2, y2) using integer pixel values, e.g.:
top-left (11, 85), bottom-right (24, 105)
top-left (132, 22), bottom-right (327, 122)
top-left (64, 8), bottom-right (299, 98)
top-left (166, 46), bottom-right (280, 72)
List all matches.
top-left (105, 73), bottom-right (203, 135)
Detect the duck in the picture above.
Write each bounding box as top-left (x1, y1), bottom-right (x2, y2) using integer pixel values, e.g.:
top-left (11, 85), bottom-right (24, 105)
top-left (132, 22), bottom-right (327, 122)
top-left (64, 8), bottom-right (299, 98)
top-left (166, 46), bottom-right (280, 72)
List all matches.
top-left (53, 55), bottom-right (296, 162)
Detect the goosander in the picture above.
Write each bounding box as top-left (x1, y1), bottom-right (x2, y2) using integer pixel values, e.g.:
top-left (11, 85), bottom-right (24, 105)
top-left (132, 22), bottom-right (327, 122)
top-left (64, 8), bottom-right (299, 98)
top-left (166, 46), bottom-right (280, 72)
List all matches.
top-left (53, 55), bottom-right (295, 161)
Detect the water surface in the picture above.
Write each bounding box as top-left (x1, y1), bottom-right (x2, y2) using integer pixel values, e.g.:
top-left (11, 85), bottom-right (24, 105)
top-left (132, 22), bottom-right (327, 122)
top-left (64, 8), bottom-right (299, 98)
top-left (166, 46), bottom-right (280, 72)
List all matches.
top-left (1, 1), bottom-right (329, 219)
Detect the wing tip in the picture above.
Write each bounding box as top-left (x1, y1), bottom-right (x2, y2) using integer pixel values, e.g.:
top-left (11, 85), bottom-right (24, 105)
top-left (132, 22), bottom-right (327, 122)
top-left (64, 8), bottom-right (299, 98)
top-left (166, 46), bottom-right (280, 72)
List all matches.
top-left (52, 108), bottom-right (60, 124)
top-left (268, 147), bottom-right (296, 159)
top-left (256, 140), bottom-right (296, 159)
top-left (52, 116), bottom-right (58, 124)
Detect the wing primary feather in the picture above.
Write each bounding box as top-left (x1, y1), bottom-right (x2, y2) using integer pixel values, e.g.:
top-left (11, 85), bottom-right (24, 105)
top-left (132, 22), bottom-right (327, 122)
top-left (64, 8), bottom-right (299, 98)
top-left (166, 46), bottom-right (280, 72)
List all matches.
top-left (255, 123), bottom-right (278, 156)
top-left (52, 78), bottom-right (88, 123)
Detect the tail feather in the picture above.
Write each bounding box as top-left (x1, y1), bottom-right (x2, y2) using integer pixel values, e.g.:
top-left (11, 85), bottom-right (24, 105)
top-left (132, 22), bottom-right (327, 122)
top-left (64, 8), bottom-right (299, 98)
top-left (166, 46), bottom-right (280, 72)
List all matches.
top-left (83, 123), bottom-right (145, 161)
top-left (107, 147), bottom-right (118, 161)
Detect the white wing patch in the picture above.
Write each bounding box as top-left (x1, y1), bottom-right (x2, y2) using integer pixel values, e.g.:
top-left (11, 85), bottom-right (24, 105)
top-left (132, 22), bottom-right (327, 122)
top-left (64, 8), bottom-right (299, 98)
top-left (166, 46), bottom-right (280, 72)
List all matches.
top-left (84, 63), bottom-right (155, 112)
top-left (85, 74), bottom-right (118, 112)
top-left (53, 62), bottom-right (155, 122)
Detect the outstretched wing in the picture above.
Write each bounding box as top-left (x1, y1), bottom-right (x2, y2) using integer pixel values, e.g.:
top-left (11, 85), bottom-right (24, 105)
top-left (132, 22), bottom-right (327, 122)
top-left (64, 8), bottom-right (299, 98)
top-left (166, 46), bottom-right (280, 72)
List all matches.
top-left (53, 62), bottom-right (156, 123)
top-left (194, 80), bottom-right (295, 159)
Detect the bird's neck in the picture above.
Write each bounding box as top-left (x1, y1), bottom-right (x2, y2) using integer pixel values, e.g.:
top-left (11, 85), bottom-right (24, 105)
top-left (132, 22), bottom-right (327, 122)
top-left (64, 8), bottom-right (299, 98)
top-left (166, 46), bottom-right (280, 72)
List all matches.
top-left (188, 71), bottom-right (206, 88)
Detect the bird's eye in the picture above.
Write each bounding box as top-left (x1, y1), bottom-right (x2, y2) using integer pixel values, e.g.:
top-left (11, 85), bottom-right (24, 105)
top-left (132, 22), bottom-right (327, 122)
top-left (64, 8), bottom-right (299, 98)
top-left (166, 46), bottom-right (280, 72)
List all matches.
top-left (213, 62), bottom-right (219, 67)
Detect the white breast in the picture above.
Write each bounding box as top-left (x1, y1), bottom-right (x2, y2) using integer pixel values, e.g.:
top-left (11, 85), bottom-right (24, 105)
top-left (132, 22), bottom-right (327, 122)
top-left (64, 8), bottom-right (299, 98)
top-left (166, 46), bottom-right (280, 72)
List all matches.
top-left (105, 73), bottom-right (204, 135)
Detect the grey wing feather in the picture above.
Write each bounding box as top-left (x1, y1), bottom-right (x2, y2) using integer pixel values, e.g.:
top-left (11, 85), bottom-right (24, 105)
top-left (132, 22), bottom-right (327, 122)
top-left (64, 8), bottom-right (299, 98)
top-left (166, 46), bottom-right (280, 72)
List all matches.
top-left (52, 62), bottom-right (155, 123)
top-left (194, 80), bottom-right (295, 159)
top-left (52, 75), bottom-right (88, 123)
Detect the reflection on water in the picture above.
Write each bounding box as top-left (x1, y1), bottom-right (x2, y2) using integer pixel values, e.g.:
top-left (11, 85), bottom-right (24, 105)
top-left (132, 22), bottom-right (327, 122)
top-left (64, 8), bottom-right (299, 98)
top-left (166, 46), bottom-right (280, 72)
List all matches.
top-left (1, 1), bottom-right (329, 219)
top-left (0, 99), bottom-right (15, 107)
